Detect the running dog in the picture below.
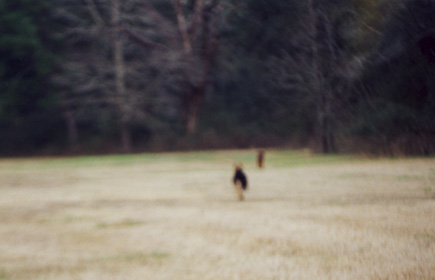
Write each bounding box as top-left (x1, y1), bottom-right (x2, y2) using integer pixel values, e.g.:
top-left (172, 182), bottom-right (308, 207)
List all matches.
top-left (233, 164), bottom-right (248, 201)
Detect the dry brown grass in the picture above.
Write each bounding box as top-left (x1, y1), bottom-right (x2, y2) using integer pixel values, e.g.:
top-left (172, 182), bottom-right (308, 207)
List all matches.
top-left (0, 150), bottom-right (434, 279)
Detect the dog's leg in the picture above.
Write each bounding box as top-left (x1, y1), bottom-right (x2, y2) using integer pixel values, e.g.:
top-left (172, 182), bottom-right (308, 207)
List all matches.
top-left (234, 181), bottom-right (244, 201)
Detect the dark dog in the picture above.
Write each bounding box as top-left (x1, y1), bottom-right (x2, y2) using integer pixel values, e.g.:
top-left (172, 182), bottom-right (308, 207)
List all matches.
top-left (233, 164), bottom-right (248, 200)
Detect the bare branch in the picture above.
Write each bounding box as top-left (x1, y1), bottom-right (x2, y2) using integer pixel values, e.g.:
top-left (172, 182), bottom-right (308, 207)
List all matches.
top-left (188, 0), bottom-right (203, 42)
top-left (172, 0), bottom-right (193, 55)
top-left (119, 26), bottom-right (167, 49)
top-left (204, 0), bottom-right (220, 12)
top-left (84, 0), bottom-right (105, 26)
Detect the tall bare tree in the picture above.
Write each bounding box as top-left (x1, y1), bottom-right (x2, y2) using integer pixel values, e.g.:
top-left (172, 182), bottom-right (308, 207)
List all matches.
top-left (269, 0), bottom-right (362, 153)
top-left (116, 0), bottom-right (224, 135)
top-left (111, 0), bottom-right (131, 151)
top-left (56, 0), bottom-right (225, 152)
top-left (170, 0), bottom-right (221, 134)
top-left (54, 0), bottom-right (166, 152)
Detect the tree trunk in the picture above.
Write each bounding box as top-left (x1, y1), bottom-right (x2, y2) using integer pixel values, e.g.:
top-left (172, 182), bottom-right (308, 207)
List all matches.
top-left (112, 0), bottom-right (131, 153)
top-left (309, 1), bottom-right (337, 154)
top-left (319, 115), bottom-right (336, 153)
top-left (120, 123), bottom-right (132, 153)
top-left (173, 0), bottom-right (219, 135)
top-left (63, 106), bottom-right (78, 152)
top-left (183, 86), bottom-right (205, 135)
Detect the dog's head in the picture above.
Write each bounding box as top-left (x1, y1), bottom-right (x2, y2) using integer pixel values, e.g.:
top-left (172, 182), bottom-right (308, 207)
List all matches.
top-left (234, 163), bottom-right (243, 172)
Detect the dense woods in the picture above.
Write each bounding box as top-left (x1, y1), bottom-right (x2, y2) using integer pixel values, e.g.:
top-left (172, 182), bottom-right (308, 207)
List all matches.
top-left (0, 0), bottom-right (434, 155)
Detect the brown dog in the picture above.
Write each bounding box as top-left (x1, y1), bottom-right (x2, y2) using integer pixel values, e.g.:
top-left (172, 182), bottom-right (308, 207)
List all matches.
top-left (257, 150), bottom-right (265, 168)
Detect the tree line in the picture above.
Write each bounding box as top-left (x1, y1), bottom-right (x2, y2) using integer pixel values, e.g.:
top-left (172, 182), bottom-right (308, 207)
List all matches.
top-left (0, 0), bottom-right (434, 155)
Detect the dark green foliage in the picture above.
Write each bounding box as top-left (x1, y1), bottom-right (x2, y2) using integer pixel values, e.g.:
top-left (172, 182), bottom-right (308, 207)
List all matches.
top-left (352, 0), bottom-right (435, 154)
top-left (0, 0), bottom-right (61, 154)
top-left (206, 0), bottom-right (308, 136)
top-left (227, 0), bottom-right (302, 57)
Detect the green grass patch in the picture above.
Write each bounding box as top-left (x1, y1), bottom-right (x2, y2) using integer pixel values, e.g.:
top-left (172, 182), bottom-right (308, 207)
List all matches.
top-left (97, 219), bottom-right (146, 229)
top-left (265, 150), bottom-right (356, 168)
top-left (395, 174), bottom-right (424, 180)
top-left (104, 251), bottom-right (169, 263)
top-left (0, 148), bottom-right (405, 172)
top-left (148, 251), bottom-right (170, 259)
top-left (39, 215), bottom-right (95, 225)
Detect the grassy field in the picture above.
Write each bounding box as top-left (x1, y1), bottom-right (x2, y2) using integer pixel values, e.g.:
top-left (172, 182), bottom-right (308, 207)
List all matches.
top-left (0, 150), bottom-right (434, 280)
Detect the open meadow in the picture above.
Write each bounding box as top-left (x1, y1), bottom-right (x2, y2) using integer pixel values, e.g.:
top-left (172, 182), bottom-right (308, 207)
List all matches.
top-left (0, 150), bottom-right (434, 280)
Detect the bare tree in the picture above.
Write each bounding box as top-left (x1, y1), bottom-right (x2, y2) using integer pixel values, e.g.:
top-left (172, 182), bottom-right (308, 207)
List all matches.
top-left (170, 0), bottom-right (221, 134)
top-left (269, 0), bottom-right (362, 153)
top-left (113, 0), bottom-right (224, 135)
top-left (55, 0), bottom-right (225, 153)
top-left (54, 0), bottom-right (166, 152)
top-left (308, 0), bottom-right (338, 153)
top-left (111, 0), bottom-right (131, 151)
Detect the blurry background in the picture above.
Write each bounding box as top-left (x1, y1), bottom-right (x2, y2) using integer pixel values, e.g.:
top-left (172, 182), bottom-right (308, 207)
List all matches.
top-left (0, 0), bottom-right (434, 156)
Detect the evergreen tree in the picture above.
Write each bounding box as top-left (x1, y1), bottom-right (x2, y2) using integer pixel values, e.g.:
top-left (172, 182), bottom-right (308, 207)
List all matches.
top-left (0, 0), bottom-right (60, 154)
